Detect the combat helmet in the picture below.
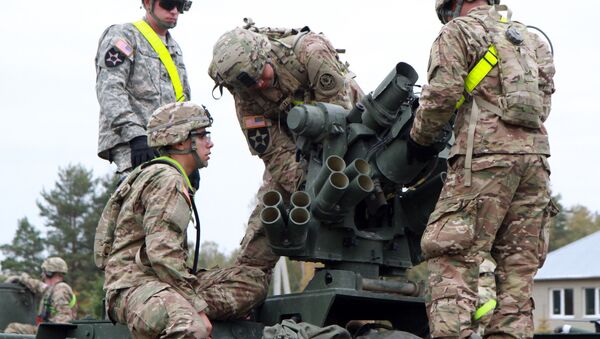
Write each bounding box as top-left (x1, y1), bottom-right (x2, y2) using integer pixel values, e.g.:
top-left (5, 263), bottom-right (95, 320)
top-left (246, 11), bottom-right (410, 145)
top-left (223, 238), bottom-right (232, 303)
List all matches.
top-left (209, 27), bottom-right (272, 92)
top-left (435, 0), bottom-right (500, 24)
top-left (42, 257), bottom-right (68, 275)
top-left (147, 102), bottom-right (213, 167)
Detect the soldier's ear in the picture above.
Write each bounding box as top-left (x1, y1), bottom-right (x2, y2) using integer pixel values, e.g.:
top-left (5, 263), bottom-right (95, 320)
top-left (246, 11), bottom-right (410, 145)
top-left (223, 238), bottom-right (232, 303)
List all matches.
top-left (171, 139), bottom-right (191, 151)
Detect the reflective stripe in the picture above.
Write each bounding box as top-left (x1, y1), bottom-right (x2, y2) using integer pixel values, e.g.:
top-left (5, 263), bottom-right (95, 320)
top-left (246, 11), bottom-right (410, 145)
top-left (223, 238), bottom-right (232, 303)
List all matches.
top-left (133, 20), bottom-right (186, 102)
top-left (473, 299), bottom-right (497, 321)
top-left (69, 294), bottom-right (77, 308)
top-left (151, 156), bottom-right (192, 190)
top-left (455, 45), bottom-right (498, 109)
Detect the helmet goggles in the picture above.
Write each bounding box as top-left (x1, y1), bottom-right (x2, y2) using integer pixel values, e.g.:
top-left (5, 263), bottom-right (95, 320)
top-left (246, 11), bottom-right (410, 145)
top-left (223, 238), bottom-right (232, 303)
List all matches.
top-left (158, 0), bottom-right (192, 13)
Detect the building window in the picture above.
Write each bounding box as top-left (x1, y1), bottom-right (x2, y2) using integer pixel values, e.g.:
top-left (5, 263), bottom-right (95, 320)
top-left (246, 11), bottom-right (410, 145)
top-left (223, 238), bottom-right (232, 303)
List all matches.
top-left (551, 288), bottom-right (574, 318)
top-left (584, 288), bottom-right (600, 317)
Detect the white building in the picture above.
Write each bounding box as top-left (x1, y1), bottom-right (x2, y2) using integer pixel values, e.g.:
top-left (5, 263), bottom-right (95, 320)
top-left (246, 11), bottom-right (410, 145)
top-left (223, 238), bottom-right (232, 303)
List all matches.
top-left (533, 230), bottom-right (600, 333)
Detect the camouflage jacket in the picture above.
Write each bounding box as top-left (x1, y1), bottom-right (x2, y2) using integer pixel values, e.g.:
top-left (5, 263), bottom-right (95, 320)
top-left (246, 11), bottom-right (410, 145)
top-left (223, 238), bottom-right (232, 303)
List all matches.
top-left (411, 5), bottom-right (555, 156)
top-left (231, 31), bottom-right (363, 156)
top-left (102, 162), bottom-right (207, 311)
top-left (14, 274), bottom-right (77, 323)
top-left (95, 18), bottom-right (191, 161)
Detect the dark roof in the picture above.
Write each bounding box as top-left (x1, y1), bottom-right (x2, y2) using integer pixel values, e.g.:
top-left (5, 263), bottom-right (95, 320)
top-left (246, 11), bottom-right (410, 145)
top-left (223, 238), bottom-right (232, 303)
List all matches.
top-left (535, 230), bottom-right (600, 281)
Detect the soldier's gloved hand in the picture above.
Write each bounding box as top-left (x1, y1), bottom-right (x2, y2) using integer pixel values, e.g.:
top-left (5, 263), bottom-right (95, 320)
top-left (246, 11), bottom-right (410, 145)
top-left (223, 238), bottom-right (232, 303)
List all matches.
top-left (406, 135), bottom-right (441, 164)
top-left (188, 169), bottom-right (200, 190)
top-left (130, 136), bottom-right (158, 168)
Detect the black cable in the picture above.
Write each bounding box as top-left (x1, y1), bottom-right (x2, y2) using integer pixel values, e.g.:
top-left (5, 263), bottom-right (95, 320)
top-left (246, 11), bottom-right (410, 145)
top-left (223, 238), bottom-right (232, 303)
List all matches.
top-left (527, 25), bottom-right (555, 56)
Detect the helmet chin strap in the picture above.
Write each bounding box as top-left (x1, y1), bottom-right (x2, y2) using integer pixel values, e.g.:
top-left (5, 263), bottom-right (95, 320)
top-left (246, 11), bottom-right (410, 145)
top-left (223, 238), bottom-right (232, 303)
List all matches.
top-left (190, 138), bottom-right (208, 169)
top-left (165, 138), bottom-right (207, 169)
top-left (148, 0), bottom-right (177, 30)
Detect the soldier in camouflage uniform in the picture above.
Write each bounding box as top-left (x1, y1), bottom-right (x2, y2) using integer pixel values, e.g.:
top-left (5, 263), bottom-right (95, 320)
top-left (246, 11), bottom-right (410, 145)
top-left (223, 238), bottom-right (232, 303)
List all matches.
top-left (4, 257), bottom-right (77, 335)
top-left (100, 102), bottom-right (273, 338)
top-left (207, 21), bottom-right (363, 309)
top-left (408, 0), bottom-right (558, 338)
top-left (95, 0), bottom-right (195, 180)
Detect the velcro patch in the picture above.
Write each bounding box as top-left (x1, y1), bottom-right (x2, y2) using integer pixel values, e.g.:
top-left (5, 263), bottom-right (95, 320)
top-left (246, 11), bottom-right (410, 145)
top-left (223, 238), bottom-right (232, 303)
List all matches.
top-left (242, 115), bottom-right (272, 129)
top-left (114, 38), bottom-right (134, 58)
top-left (318, 73), bottom-right (336, 91)
top-left (247, 127), bottom-right (270, 154)
top-left (104, 47), bottom-right (126, 68)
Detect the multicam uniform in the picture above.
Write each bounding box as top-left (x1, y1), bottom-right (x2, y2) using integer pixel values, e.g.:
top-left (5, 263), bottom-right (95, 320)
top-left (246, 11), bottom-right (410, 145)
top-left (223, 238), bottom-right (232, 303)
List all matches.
top-left (475, 255), bottom-right (497, 336)
top-left (4, 274), bottom-right (77, 335)
top-left (410, 5), bottom-right (557, 338)
top-left (103, 160), bottom-right (267, 338)
top-left (210, 27), bottom-right (363, 305)
top-left (95, 19), bottom-right (190, 172)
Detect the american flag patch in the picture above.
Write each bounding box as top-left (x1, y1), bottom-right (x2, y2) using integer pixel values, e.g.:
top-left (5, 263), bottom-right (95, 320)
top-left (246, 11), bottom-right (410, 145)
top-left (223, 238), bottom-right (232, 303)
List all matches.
top-left (115, 39), bottom-right (134, 57)
top-left (243, 115), bottom-right (271, 129)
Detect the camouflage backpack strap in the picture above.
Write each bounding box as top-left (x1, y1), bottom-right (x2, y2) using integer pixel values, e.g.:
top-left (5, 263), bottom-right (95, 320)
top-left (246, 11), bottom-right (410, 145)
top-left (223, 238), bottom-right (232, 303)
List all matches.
top-left (140, 157), bottom-right (202, 274)
top-left (94, 166), bottom-right (146, 270)
top-left (36, 283), bottom-right (58, 324)
top-left (270, 29), bottom-right (311, 86)
top-left (468, 6), bottom-right (544, 128)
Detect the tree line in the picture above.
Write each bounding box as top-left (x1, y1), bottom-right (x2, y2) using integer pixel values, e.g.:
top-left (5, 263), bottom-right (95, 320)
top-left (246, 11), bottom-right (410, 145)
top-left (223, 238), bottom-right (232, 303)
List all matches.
top-left (1, 164), bottom-right (599, 318)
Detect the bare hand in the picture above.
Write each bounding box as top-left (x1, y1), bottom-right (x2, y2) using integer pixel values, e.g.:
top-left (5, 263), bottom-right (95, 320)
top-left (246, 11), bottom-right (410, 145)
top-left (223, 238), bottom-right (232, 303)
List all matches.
top-left (198, 311), bottom-right (213, 338)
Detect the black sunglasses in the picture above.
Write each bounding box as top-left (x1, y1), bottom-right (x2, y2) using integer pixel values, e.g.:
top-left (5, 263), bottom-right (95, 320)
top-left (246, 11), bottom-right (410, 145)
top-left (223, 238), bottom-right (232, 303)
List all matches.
top-left (158, 0), bottom-right (192, 13)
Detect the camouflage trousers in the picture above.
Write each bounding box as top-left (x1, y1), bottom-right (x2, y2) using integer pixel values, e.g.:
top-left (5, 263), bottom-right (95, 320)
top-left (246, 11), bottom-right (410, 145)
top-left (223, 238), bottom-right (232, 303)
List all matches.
top-left (108, 281), bottom-right (210, 339)
top-left (421, 154), bottom-right (556, 339)
top-left (232, 129), bottom-right (304, 306)
top-left (107, 264), bottom-right (270, 338)
top-left (4, 322), bottom-right (37, 334)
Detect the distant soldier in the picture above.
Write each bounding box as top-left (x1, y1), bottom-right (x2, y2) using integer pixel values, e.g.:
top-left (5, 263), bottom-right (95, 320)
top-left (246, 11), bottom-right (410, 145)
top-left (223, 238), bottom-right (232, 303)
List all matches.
top-left (95, 0), bottom-right (200, 188)
top-left (97, 102), bottom-right (271, 338)
top-left (411, 0), bottom-right (558, 338)
top-left (4, 257), bottom-right (77, 335)
top-left (208, 20), bottom-right (364, 314)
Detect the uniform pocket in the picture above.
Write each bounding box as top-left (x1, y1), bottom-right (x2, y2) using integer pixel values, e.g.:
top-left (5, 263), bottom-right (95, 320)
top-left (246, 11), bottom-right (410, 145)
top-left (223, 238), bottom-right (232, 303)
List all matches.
top-left (428, 285), bottom-right (461, 337)
top-left (421, 193), bottom-right (479, 259)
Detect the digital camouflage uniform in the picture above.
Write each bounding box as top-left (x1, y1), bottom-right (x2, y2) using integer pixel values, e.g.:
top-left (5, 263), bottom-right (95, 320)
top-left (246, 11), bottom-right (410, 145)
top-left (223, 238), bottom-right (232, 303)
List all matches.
top-left (95, 19), bottom-right (190, 172)
top-left (101, 102), bottom-right (266, 339)
top-left (209, 26), bottom-right (363, 305)
top-left (4, 274), bottom-right (77, 335)
top-left (411, 4), bottom-right (557, 339)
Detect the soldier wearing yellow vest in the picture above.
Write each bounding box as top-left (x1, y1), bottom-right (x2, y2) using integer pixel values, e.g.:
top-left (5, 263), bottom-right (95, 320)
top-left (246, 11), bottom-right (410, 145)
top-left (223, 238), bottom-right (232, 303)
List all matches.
top-left (3, 257), bottom-right (77, 335)
top-left (95, 0), bottom-right (194, 179)
top-left (409, 0), bottom-right (557, 338)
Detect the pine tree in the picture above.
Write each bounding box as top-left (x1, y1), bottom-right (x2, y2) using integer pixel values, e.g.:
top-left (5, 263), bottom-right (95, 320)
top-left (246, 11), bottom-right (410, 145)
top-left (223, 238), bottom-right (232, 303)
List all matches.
top-left (37, 164), bottom-right (96, 275)
top-left (36, 164), bottom-right (117, 318)
top-left (0, 218), bottom-right (44, 276)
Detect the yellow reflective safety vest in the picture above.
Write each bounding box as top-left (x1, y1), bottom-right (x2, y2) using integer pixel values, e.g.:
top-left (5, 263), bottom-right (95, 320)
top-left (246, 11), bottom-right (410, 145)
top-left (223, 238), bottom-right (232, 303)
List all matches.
top-left (133, 20), bottom-right (186, 102)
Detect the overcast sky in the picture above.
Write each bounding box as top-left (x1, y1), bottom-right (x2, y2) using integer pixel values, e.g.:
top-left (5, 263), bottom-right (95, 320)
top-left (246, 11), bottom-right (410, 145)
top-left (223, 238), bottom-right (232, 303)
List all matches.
top-left (1, 0), bottom-right (598, 259)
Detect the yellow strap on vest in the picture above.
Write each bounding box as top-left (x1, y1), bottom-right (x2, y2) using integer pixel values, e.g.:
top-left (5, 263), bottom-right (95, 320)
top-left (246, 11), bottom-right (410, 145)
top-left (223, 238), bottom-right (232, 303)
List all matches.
top-left (69, 294), bottom-right (77, 308)
top-left (473, 299), bottom-right (497, 321)
top-left (455, 45), bottom-right (499, 109)
top-left (133, 20), bottom-right (186, 102)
